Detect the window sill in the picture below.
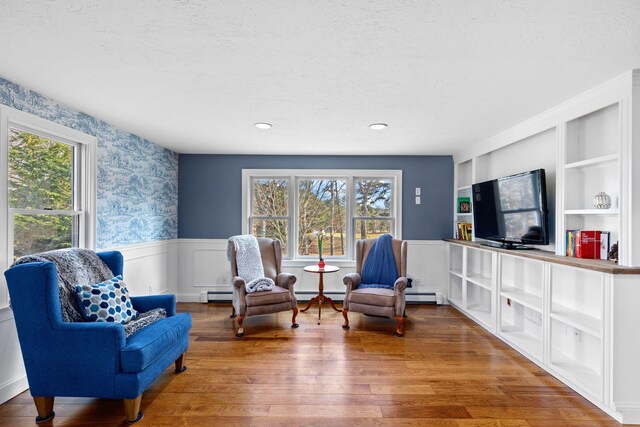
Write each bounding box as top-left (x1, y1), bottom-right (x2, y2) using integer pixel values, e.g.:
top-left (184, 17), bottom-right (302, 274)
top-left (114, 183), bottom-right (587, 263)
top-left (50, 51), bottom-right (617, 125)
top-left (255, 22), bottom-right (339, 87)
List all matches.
top-left (282, 259), bottom-right (357, 269)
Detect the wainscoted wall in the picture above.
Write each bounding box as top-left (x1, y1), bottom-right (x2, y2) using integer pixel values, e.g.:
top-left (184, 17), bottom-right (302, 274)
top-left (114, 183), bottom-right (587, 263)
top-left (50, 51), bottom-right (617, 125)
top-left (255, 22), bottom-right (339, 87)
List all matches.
top-left (0, 77), bottom-right (178, 248)
top-left (176, 239), bottom-right (449, 304)
top-left (178, 154), bottom-right (454, 240)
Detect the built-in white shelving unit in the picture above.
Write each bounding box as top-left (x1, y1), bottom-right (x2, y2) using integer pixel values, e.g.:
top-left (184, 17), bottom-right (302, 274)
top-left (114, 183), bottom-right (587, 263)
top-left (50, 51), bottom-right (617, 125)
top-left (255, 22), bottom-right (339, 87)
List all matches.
top-left (447, 239), bottom-right (640, 424)
top-left (447, 70), bottom-right (640, 423)
top-left (453, 161), bottom-right (474, 239)
top-left (447, 244), bottom-right (496, 331)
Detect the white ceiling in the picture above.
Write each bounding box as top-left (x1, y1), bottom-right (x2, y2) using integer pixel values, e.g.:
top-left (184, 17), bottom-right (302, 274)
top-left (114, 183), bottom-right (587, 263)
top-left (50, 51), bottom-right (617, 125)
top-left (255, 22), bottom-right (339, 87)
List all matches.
top-left (1, 1), bottom-right (639, 155)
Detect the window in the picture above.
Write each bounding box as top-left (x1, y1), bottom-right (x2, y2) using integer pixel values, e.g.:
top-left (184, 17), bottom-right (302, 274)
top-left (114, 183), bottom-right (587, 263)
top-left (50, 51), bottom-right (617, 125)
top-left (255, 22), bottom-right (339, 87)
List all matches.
top-left (1, 106), bottom-right (96, 274)
top-left (243, 170), bottom-right (401, 261)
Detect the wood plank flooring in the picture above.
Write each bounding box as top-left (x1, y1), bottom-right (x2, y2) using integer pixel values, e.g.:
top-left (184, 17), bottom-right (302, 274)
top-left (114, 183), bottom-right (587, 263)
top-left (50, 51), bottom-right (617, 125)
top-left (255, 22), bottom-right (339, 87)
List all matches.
top-left (0, 303), bottom-right (622, 426)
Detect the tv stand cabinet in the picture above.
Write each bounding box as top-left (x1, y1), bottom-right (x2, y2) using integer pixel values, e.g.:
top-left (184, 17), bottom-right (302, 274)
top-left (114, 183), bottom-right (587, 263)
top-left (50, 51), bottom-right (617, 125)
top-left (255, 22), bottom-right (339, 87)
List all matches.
top-left (447, 239), bottom-right (640, 424)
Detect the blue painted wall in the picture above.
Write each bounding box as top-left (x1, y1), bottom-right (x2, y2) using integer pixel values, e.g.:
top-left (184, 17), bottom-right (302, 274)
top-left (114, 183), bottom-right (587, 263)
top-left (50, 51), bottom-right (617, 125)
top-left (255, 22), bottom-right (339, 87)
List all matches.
top-left (0, 78), bottom-right (178, 248)
top-left (178, 155), bottom-right (453, 240)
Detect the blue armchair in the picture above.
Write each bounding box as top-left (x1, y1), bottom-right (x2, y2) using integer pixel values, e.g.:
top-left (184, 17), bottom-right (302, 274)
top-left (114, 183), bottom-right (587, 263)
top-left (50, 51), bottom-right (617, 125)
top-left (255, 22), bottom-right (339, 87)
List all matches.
top-left (4, 251), bottom-right (192, 423)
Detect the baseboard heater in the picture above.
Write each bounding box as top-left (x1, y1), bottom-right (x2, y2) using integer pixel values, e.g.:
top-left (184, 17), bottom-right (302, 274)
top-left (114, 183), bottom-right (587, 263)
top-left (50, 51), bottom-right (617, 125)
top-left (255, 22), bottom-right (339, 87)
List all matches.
top-left (204, 290), bottom-right (443, 304)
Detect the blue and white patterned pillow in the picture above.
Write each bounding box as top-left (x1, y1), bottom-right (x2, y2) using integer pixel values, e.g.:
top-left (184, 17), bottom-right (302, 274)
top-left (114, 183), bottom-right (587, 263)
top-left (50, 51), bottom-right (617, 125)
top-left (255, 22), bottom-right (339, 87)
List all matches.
top-left (75, 276), bottom-right (138, 323)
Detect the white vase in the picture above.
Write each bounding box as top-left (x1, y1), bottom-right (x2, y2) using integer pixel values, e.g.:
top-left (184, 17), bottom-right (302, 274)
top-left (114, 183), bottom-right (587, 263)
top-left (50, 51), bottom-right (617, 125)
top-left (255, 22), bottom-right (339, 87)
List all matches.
top-left (593, 192), bottom-right (611, 209)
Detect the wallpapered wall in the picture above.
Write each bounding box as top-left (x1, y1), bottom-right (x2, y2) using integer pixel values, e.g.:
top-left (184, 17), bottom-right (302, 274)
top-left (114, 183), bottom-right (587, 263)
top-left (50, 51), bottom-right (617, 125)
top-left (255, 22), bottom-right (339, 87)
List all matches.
top-left (0, 77), bottom-right (178, 248)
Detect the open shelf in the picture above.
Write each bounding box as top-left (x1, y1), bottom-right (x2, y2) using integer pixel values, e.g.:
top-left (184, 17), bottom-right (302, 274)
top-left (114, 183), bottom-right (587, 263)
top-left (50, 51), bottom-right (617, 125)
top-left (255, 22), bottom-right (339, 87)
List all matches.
top-left (551, 303), bottom-right (601, 338)
top-left (565, 153), bottom-right (618, 170)
top-left (467, 273), bottom-right (491, 290)
top-left (467, 281), bottom-right (492, 328)
top-left (501, 287), bottom-right (542, 312)
top-left (550, 351), bottom-right (602, 399)
top-left (449, 269), bottom-right (463, 278)
top-left (501, 323), bottom-right (543, 361)
top-left (467, 303), bottom-right (492, 326)
top-left (565, 209), bottom-right (619, 215)
top-left (449, 273), bottom-right (463, 308)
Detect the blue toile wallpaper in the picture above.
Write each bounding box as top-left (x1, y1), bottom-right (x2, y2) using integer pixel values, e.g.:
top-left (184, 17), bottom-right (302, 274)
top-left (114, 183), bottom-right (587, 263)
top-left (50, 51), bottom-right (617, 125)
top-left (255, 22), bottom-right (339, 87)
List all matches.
top-left (0, 77), bottom-right (178, 248)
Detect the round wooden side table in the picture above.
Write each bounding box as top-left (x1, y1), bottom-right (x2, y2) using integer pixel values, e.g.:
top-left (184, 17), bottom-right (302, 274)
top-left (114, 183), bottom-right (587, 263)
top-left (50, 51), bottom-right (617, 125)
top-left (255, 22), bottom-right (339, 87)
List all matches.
top-left (301, 265), bottom-right (340, 325)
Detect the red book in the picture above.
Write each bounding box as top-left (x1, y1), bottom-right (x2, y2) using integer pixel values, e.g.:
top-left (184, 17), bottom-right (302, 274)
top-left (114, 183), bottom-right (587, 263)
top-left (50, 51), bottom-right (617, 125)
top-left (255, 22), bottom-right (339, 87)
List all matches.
top-left (575, 231), bottom-right (601, 259)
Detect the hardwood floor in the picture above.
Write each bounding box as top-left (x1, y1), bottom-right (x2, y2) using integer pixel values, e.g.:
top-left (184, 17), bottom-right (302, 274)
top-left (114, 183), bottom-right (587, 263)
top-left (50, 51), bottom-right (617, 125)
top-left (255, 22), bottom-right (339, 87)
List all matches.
top-left (0, 303), bottom-right (621, 426)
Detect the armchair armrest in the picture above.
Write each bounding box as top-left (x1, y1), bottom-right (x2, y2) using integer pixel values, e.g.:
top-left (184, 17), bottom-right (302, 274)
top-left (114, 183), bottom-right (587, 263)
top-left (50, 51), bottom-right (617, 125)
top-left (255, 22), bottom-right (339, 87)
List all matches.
top-left (232, 276), bottom-right (246, 290)
top-left (276, 272), bottom-right (296, 290)
top-left (393, 276), bottom-right (408, 317)
top-left (232, 276), bottom-right (247, 315)
top-left (342, 273), bottom-right (361, 311)
top-left (343, 273), bottom-right (361, 290)
top-left (56, 321), bottom-right (127, 349)
top-left (130, 294), bottom-right (176, 316)
top-left (394, 277), bottom-right (408, 293)
top-left (26, 322), bottom-right (128, 396)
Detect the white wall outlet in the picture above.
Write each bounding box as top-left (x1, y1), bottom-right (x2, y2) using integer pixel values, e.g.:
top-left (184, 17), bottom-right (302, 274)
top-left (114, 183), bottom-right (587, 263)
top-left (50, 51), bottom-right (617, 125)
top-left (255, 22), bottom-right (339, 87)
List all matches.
top-left (415, 187), bottom-right (421, 196)
top-left (415, 196), bottom-right (421, 205)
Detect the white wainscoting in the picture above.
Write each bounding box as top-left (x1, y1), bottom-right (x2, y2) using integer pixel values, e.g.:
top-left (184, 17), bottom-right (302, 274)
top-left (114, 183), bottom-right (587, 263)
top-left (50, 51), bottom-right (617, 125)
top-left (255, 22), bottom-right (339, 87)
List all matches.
top-left (176, 239), bottom-right (449, 304)
top-left (0, 308), bottom-right (27, 405)
top-left (106, 240), bottom-right (180, 297)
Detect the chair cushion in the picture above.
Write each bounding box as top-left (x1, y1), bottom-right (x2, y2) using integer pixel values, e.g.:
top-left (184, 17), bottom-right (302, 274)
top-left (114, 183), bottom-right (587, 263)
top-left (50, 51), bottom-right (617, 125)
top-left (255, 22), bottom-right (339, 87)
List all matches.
top-left (121, 312), bottom-right (192, 373)
top-left (75, 276), bottom-right (138, 324)
top-left (246, 285), bottom-right (291, 307)
top-left (350, 287), bottom-right (395, 307)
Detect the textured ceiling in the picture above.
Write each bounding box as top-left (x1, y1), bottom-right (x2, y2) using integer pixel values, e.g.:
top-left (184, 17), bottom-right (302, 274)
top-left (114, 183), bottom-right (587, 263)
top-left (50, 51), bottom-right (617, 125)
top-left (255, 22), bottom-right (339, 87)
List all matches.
top-left (0, 1), bottom-right (639, 155)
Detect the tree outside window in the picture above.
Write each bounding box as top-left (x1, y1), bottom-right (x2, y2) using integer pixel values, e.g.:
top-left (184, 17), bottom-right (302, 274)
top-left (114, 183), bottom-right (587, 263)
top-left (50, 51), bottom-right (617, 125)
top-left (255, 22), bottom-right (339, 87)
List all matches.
top-left (8, 129), bottom-right (78, 260)
top-left (298, 179), bottom-right (346, 257)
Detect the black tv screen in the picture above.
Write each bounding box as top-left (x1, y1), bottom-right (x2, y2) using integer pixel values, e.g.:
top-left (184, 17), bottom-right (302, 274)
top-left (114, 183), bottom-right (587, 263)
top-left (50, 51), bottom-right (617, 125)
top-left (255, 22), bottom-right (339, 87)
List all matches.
top-left (472, 169), bottom-right (549, 248)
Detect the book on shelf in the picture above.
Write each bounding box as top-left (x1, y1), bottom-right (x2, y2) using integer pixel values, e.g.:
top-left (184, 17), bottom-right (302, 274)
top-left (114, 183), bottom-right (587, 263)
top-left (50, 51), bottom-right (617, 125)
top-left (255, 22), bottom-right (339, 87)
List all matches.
top-left (566, 230), bottom-right (577, 257)
top-left (457, 197), bottom-right (471, 213)
top-left (455, 222), bottom-right (472, 241)
top-left (566, 230), bottom-right (610, 260)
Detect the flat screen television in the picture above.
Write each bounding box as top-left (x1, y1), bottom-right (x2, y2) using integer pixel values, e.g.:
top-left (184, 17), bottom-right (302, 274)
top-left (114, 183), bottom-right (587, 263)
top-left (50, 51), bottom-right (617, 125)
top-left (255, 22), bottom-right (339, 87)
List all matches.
top-left (472, 169), bottom-right (549, 249)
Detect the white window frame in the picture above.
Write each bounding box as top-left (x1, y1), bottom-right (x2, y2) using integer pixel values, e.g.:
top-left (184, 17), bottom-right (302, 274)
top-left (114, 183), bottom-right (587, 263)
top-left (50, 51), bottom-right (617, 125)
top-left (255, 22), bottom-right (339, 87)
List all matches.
top-left (0, 106), bottom-right (96, 310)
top-left (242, 169), bottom-right (402, 264)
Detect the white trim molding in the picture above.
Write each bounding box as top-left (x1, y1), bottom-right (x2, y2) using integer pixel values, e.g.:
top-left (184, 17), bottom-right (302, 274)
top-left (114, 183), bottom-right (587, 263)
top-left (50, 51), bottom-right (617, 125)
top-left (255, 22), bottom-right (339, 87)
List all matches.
top-left (0, 105), bottom-right (97, 310)
top-left (241, 169), bottom-right (402, 262)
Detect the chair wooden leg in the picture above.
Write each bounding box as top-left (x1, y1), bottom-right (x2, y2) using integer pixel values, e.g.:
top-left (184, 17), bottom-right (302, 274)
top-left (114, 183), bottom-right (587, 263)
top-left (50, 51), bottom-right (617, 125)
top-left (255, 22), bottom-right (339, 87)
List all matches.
top-left (230, 305), bottom-right (237, 318)
top-left (395, 316), bottom-right (405, 337)
top-left (291, 307), bottom-right (299, 328)
top-left (123, 394), bottom-right (143, 423)
top-left (236, 314), bottom-right (245, 337)
top-left (342, 309), bottom-right (350, 329)
top-left (33, 396), bottom-right (55, 423)
top-left (175, 351), bottom-right (187, 373)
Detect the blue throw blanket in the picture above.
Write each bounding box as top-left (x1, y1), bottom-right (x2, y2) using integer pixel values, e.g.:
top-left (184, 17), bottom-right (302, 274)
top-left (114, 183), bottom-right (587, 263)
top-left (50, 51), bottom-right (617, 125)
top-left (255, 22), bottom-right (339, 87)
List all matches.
top-left (359, 234), bottom-right (399, 290)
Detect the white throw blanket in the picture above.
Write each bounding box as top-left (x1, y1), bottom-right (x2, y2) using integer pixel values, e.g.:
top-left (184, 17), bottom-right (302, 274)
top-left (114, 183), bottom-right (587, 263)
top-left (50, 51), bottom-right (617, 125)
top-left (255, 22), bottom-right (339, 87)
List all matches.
top-left (227, 235), bottom-right (275, 293)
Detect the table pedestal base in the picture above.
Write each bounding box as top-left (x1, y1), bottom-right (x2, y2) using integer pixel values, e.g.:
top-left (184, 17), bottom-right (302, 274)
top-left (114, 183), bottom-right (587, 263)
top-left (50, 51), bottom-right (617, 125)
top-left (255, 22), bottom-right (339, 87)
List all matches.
top-left (301, 294), bottom-right (341, 325)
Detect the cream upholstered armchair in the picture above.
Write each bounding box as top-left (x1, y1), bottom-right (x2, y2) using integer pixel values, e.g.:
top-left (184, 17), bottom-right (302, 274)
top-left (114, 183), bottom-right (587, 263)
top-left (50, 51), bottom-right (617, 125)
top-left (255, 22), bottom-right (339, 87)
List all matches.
top-left (229, 238), bottom-right (299, 337)
top-left (342, 238), bottom-right (408, 336)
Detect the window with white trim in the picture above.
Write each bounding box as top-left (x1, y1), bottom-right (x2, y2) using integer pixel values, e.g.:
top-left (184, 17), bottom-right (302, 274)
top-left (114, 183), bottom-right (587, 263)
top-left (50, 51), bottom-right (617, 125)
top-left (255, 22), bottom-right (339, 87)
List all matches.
top-left (243, 170), bottom-right (402, 260)
top-left (1, 106), bottom-right (96, 273)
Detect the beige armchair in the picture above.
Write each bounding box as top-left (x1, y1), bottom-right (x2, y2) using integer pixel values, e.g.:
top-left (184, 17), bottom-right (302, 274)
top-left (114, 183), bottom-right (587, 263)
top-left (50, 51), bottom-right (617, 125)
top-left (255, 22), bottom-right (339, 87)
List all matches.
top-left (229, 238), bottom-right (299, 337)
top-left (342, 238), bottom-right (408, 336)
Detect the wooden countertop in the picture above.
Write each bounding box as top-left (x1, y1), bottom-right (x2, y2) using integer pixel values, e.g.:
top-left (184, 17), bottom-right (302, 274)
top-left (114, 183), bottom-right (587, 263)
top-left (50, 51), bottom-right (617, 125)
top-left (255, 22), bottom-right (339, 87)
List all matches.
top-left (445, 239), bottom-right (640, 274)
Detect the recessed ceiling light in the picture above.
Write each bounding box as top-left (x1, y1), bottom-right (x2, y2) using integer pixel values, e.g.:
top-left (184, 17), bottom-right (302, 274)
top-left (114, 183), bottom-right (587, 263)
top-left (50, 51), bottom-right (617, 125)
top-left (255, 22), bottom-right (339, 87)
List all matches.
top-left (255, 122), bottom-right (272, 129)
top-left (369, 123), bottom-right (388, 130)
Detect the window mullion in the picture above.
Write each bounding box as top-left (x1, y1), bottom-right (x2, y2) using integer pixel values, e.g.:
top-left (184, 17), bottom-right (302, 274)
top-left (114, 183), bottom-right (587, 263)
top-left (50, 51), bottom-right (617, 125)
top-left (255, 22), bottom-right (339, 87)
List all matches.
top-left (289, 175), bottom-right (296, 260)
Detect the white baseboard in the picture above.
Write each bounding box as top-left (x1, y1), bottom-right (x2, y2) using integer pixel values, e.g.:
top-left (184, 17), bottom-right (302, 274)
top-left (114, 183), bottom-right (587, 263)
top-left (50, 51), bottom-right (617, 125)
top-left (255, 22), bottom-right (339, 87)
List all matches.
top-left (0, 375), bottom-right (28, 405)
